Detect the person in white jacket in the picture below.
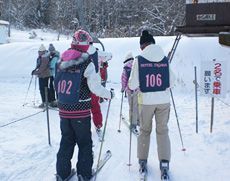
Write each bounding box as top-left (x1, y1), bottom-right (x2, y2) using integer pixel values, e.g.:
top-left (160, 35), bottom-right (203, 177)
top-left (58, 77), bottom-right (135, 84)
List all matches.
top-left (128, 30), bottom-right (175, 176)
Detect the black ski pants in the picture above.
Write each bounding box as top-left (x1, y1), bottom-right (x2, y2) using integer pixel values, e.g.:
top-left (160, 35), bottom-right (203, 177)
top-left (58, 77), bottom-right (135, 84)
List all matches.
top-left (38, 76), bottom-right (56, 103)
top-left (56, 117), bottom-right (93, 180)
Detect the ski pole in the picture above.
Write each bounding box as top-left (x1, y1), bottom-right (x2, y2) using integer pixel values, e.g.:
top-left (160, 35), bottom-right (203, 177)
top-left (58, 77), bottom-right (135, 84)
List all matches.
top-left (117, 92), bottom-right (124, 133)
top-left (33, 76), bottom-right (37, 106)
top-left (22, 75), bottom-right (34, 106)
top-left (94, 89), bottom-right (113, 181)
top-left (127, 92), bottom-right (134, 168)
top-left (45, 87), bottom-right (51, 146)
top-left (170, 89), bottom-right (186, 151)
top-left (194, 66), bottom-right (198, 133)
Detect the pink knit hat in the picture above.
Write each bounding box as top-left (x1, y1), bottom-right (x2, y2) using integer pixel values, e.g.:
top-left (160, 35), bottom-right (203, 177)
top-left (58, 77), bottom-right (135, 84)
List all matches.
top-left (71, 30), bottom-right (93, 52)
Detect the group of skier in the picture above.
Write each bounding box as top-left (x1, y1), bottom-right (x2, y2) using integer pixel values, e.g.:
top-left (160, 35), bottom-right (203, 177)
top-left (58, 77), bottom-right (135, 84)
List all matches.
top-left (31, 43), bottom-right (60, 108)
top-left (31, 29), bottom-right (175, 181)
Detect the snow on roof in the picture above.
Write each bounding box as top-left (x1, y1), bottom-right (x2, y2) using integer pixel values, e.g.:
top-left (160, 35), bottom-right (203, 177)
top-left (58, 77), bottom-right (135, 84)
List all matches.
top-left (0, 20), bottom-right (10, 25)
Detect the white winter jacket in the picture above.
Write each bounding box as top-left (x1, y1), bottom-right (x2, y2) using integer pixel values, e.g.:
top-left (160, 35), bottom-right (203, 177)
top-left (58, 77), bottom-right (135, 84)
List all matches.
top-left (85, 45), bottom-right (111, 99)
top-left (84, 60), bottom-right (112, 99)
top-left (128, 44), bottom-right (175, 105)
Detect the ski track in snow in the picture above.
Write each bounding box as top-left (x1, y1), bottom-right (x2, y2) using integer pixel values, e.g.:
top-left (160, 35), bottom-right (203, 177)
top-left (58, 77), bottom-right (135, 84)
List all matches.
top-left (0, 80), bottom-right (229, 181)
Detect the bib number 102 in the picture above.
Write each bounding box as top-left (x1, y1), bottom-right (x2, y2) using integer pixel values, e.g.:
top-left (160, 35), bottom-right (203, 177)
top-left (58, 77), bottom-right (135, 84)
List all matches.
top-left (146, 74), bottom-right (162, 87)
top-left (58, 80), bottom-right (72, 95)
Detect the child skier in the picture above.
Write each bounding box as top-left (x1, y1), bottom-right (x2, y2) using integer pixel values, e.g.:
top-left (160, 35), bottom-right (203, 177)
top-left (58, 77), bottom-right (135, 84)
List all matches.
top-left (31, 44), bottom-right (56, 108)
top-left (121, 51), bottom-right (139, 134)
top-left (87, 44), bottom-right (104, 140)
top-left (48, 43), bottom-right (60, 107)
top-left (55, 29), bottom-right (115, 181)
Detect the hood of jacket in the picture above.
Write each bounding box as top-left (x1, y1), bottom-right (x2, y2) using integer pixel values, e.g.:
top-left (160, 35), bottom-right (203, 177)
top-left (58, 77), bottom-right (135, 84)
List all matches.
top-left (140, 44), bottom-right (165, 62)
top-left (59, 52), bottom-right (89, 70)
top-left (124, 59), bottom-right (133, 69)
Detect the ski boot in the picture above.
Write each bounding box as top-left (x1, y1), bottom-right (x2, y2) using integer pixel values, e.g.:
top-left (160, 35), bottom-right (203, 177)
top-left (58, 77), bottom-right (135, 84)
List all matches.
top-left (139, 159), bottom-right (147, 173)
top-left (55, 174), bottom-right (63, 181)
top-left (49, 100), bottom-right (58, 107)
top-left (55, 169), bottom-right (76, 181)
top-left (130, 124), bottom-right (139, 136)
top-left (160, 160), bottom-right (169, 180)
top-left (139, 159), bottom-right (147, 180)
top-left (78, 174), bottom-right (90, 181)
top-left (38, 102), bottom-right (45, 108)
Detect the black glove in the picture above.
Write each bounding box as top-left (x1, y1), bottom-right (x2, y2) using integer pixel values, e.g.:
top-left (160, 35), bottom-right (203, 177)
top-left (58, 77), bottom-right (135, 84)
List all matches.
top-left (103, 62), bottom-right (108, 67)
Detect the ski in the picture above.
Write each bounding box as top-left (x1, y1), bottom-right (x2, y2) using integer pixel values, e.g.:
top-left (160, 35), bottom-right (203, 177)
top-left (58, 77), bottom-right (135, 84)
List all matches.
top-left (160, 161), bottom-right (170, 181)
top-left (27, 104), bottom-right (58, 111)
top-left (48, 106), bottom-right (59, 111)
top-left (55, 150), bottom-right (111, 181)
top-left (161, 169), bottom-right (170, 181)
top-left (121, 116), bottom-right (139, 136)
top-left (92, 150), bottom-right (112, 177)
top-left (139, 171), bottom-right (147, 181)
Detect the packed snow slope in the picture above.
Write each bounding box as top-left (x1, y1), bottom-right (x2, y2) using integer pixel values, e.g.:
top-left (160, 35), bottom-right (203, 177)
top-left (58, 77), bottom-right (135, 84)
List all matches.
top-left (0, 29), bottom-right (230, 181)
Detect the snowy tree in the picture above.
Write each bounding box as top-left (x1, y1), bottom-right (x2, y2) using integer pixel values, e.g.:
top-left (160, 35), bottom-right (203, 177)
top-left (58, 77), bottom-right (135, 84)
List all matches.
top-left (0, 0), bottom-right (185, 37)
top-left (8, 0), bottom-right (35, 28)
top-left (139, 0), bottom-right (185, 35)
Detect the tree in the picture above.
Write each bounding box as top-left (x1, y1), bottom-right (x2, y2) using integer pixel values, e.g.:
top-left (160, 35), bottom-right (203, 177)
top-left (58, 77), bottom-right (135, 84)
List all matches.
top-left (9, 0), bottom-right (35, 28)
top-left (1, 0), bottom-right (185, 37)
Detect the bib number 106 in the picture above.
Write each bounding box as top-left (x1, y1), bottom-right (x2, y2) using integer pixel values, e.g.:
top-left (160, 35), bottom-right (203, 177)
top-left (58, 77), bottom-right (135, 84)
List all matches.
top-left (146, 74), bottom-right (162, 87)
top-left (58, 80), bottom-right (72, 95)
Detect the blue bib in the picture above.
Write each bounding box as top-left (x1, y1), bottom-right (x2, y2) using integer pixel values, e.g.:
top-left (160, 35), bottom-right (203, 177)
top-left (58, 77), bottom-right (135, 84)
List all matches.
top-left (54, 68), bottom-right (82, 104)
top-left (138, 56), bottom-right (169, 92)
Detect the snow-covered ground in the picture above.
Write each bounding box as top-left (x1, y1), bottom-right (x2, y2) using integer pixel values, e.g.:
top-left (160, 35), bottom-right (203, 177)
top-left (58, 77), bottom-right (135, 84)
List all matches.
top-left (0, 29), bottom-right (230, 181)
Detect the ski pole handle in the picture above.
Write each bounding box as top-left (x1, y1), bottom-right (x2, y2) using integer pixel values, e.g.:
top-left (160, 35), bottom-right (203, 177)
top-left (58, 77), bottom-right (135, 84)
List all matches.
top-left (110, 88), bottom-right (115, 99)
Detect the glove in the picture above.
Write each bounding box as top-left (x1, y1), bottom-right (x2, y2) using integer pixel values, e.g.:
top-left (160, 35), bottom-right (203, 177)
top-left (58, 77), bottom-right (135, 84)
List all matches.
top-left (103, 62), bottom-right (108, 67)
top-left (121, 89), bottom-right (125, 93)
top-left (110, 89), bottom-right (115, 99)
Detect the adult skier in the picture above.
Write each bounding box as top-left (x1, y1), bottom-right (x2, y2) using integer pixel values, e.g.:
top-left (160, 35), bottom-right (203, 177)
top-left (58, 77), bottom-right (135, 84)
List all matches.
top-left (128, 30), bottom-right (175, 179)
top-left (54, 29), bottom-right (115, 181)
